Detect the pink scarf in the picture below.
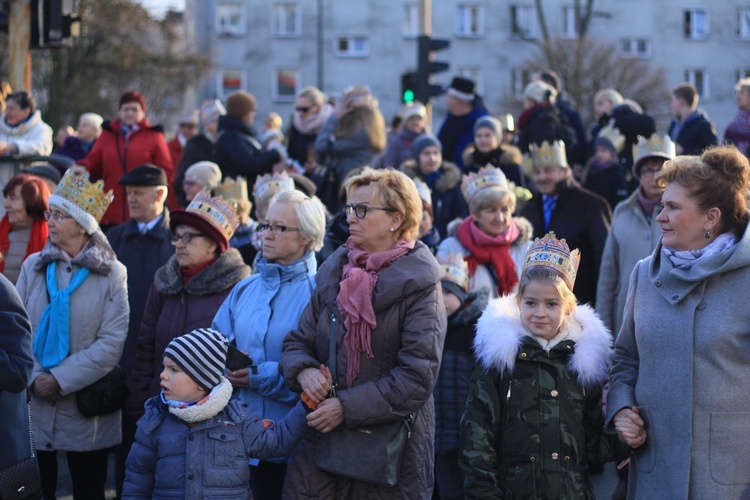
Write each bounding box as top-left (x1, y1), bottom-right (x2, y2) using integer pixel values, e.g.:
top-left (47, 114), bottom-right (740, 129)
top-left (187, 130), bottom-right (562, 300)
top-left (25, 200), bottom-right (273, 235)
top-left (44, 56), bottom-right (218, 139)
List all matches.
top-left (336, 237), bottom-right (415, 386)
top-left (293, 103), bottom-right (333, 135)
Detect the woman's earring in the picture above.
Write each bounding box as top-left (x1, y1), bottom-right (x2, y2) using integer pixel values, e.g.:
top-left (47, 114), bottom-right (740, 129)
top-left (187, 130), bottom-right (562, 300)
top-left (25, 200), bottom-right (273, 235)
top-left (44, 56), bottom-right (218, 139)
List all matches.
top-left (705, 229), bottom-right (710, 239)
top-left (389, 227), bottom-right (394, 232)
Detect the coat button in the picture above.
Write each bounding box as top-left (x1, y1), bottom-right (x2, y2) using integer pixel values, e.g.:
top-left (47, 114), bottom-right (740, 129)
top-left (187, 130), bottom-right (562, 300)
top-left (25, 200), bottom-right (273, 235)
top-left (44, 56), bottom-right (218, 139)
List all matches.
top-left (672, 295), bottom-right (679, 300)
top-left (46, 443), bottom-right (52, 449)
top-left (187, 473), bottom-right (194, 480)
top-left (188, 435), bottom-right (194, 441)
top-left (551, 452), bottom-right (559, 460)
top-left (520, 352), bottom-right (527, 358)
top-left (697, 302), bottom-right (707, 310)
top-left (221, 434), bottom-right (226, 440)
top-left (550, 390), bottom-right (558, 397)
top-left (655, 280), bottom-right (662, 287)
top-left (66, 267), bottom-right (72, 273)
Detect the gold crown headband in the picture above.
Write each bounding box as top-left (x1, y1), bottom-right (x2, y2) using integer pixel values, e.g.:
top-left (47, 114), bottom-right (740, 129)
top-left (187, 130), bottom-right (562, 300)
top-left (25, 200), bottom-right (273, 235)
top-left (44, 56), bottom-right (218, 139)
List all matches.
top-left (216, 176), bottom-right (249, 202)
top-left (522, 232), bottom-right (581, 291)
top-left (253, 171), bottom-right (295, 201)
top-left (596, 123), bottom-right (625, 153)
top-left (437, 253), bottom-right (469, 290)
top-left (461, 165), bottom-right (509, 203)
top-left (632, 134), bottom-right (676, 164)
top-left (187, 191), bottom-right (240, 239)
top-left (530, 140), bottom-right (568, 169)
top-left (53, 170), bottom-right (113, 224)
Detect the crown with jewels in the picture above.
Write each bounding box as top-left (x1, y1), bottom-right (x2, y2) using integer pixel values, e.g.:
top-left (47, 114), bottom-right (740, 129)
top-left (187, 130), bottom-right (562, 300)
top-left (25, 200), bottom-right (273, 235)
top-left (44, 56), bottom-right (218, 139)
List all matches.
top-left (215, 176), bottom-right (249, 203)
top-left (53, 170), bottom-right (113, 223)
top-left (596, 123), bottom-right (625, 153)
top-left (632, 134), bottom-right (676, 165)
top-left (413, 179), bottom-right (432, 206)
top-left (253, 171), bottom-right (295, 201)
top-left (461, 165), bottom-right (510, 203)
top-left (186, 190), bottom-right (240, 240)
top-left (530, 140), bottom-right (568, 168)
top-left (522, 232), bottom-right (581, 291)
top-left (437, 253), bottom-right (469, 290)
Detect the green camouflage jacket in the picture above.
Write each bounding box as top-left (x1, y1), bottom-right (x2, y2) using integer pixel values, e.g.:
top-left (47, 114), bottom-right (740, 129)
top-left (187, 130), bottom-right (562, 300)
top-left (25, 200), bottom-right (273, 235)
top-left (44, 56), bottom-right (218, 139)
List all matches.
top-left (460, 295), bottom-right (618, 499)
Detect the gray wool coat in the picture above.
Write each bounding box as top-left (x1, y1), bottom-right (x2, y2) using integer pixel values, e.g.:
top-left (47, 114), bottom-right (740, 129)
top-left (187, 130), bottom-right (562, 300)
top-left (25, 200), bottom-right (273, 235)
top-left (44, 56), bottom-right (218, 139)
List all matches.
top-left (606, 223), bottom-right (750, 499)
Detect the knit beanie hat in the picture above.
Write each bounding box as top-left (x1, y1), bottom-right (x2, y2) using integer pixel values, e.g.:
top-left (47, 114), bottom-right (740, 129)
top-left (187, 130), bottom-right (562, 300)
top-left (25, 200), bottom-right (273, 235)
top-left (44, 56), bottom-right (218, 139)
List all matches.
top-left (523, 80), bottom-right (557, 104)
top-left (184, 161), bottom-right (222, 190)
top-left (119, 90), bottom-right (147, 113)
top-left (412, 134), bottom-right (442, 159)
top-left (401, 102), bottom-right (426, 123)
top-left (594, 136), bottom-right (617, 155)
top-left (226, 91), bottom-right (256, 119)
top-left (473, 116), bottom-right (502, 140)
top-left (163, 328), bottom-right (228, 391)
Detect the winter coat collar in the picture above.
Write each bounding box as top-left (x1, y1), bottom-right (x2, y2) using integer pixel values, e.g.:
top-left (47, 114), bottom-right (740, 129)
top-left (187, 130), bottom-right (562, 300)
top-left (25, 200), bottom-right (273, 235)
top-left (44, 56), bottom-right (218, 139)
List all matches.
top-left (256, 251), bottom-right (317, 284)
top-left (154, 247), bottom-right (251, 296)
top-left (103, 118), bottom-right (164, 135)
top-left (218, 115), bottom-right (257, 137)
top-left (34, 229), bottom-right (117, 276)
top-left (0, 110), bottom-right (44, 135)
top-left (446, 216), bottom-right (533, 248)
top-left (121, 209), bottom-right (171, 239)
top-left (474, 295), bottom-right (611, 388)
top-left (167, 377), bottom-right (234, 423)
top-left (462, 144), bottom-right (523, 169)
top-left (400, 160), bottom-right (462, 193)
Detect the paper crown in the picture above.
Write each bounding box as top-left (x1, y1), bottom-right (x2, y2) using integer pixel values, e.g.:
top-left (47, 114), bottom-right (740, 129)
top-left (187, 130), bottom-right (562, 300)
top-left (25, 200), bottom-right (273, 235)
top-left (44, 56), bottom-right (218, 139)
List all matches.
top-left (53, 170), bottom-right (113, 224)
top-left (632, 134), bottom-right (676, 166)
top-left (413, 179), bottom-right (432, 206)
top-left (253, 171), bottom-right (295, 201)
top-left (522, 232), bottom-right (581, 291)
top-left (461, 165), bottom-right (509, 202)
top-left (216, 176), bottom-right (248, 202)
top-left (437, 253), bottom-right (469, 290)
top-left (596, 124), bottom-right (625, 153)
top-left (530, 140), bottom-right (568, 168)
top-left (185, 190), bottom-right (240, 240)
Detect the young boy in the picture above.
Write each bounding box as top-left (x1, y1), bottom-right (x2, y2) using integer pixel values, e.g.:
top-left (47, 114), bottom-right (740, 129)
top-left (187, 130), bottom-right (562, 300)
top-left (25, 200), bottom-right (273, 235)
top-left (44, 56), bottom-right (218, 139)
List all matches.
top-left (581, 124), bottom-right (628, 210)
top-left (123, 328), bottom-right (317, 499)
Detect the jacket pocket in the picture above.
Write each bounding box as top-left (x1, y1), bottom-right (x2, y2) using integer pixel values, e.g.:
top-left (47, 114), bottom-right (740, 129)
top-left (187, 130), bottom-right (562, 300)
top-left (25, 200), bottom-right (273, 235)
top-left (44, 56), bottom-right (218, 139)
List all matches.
top-left (633, 406), bottom-right (655, 473)
top-left (207, 430), bottom-right (242, 468)
top-left (709, 412), bottom-right (750, 485)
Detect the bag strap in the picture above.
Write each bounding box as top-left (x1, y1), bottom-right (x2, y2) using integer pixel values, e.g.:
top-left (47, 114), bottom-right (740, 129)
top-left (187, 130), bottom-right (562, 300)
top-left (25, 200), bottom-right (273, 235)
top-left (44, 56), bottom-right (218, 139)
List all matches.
top-left (26, 389), bottom-right (36, 459)
top-left (328, 313), bottom-right (337, 395)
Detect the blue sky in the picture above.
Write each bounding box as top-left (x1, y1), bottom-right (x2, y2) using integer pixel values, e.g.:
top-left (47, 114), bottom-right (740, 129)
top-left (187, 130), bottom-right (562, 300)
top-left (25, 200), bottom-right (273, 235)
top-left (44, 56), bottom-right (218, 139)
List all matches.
top-left (137, 0), bottom-right (185, 18)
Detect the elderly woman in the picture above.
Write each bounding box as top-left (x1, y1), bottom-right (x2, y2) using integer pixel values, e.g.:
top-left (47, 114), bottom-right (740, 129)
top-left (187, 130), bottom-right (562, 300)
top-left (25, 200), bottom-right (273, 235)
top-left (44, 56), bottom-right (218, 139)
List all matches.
top-left (212, 189), bottom-right (326, 499)
top-left (0, 91), bottom-right (53, 158)
top-left (182, 160), bottom-right (222, 203)
top-left (280, 168), bottom-right (446, 499)
top-left (287, 86), bottom-right (333, 167)
top-left (16, 171), bottom-right (128, 499)
top-left (126, 191), bottom-right (251, 424)
top-left (438, 165), bottom-right (532, 297)
top-left (607, 145), bottom-right (750, 498)
top-left (0, 174), bottom-right (50, 283)
top-left (55, 113), bottom-right (103, 163)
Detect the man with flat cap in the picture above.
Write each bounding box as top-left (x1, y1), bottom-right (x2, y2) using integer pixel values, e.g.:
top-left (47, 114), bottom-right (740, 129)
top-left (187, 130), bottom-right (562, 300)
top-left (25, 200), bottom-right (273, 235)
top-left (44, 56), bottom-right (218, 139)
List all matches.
top-left (105, 164), bottom-right (173, 497)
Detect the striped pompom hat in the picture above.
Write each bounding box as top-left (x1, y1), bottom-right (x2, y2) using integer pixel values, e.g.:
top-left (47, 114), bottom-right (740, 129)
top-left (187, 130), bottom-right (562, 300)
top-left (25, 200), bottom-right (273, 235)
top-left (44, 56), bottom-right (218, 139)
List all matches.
top-left (164, 328), bottom-right (228, 391)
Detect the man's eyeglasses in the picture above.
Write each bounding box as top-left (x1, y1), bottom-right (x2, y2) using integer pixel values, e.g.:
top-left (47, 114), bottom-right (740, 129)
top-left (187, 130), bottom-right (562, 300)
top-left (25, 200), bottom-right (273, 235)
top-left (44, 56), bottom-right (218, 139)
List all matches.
top-left (345, 204), bottom-right (394, 220)
top-left (295, 106), bottom-right (312, 113)
top-left (43, 210), bottom-right (73, 223)
top-left (258, 223), bottom-right (300, 234)
top-left (170, 232), bottom-right (206, 245)
top-left (640, 168), bottom-right (661, 178)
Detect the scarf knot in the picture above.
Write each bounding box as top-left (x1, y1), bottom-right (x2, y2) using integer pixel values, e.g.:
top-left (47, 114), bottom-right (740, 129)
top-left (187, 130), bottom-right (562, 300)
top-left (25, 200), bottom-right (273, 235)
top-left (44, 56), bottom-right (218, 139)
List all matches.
top-left (456, 217), bottom-right (520, 296)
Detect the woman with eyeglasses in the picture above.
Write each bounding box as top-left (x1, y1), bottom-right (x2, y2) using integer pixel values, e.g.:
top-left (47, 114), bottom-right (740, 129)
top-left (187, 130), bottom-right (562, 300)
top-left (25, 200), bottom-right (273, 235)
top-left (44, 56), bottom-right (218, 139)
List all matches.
top-left (211, 189), bottom-right (326, 499)
top-left (126, 191), bottom-right (250, 426)
top-left (280, 168), bottom-right (446, 499)
top-left (287, 86), bottom-right (332, 168)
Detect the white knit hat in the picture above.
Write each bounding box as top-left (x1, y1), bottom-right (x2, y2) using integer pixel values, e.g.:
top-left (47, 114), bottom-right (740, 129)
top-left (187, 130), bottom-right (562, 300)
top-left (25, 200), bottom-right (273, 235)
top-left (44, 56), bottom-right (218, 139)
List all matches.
top-left (164, 328), bottom-right (228, 391)
top-left (185, 161), bottom-right (222, 190)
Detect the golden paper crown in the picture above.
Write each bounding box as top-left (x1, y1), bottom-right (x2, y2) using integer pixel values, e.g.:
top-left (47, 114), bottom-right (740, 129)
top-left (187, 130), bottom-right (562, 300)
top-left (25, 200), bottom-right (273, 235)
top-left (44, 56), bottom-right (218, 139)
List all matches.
top-left (522, 232), bottom-right (581, 291)
top-left (632, 134), bottom-right (676, 166)
top-left (186, 190), bottom-right (240, 240)
top-left (461, 165), bottom-right (509, 202)
top-left (253, 171), bottom-right (295, 201)
top-left (437, 253), bottom-right (469, 290)
top-left (53, 170), bottom-right (113, 224)
top-left (596, 124), bottom-right (625, 153)
top-left (413, 179), bottom-right (432, 206)
top-left (530, 140), bottom-right (568, 168)
top-left (216, 176), bottom-right (248, 203)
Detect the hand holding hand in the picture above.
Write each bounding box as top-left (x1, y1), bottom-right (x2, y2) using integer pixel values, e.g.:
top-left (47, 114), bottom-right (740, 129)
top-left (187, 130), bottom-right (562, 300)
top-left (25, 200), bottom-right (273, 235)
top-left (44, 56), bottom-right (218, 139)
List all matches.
top-left (298, 366), bottom-right (331, 404)
top-left (33, 374), bottom-right (62, 401)
top-left (306, 396), bottom-right (344, 433)
top-left (614, 406), bottom-right (648, 448)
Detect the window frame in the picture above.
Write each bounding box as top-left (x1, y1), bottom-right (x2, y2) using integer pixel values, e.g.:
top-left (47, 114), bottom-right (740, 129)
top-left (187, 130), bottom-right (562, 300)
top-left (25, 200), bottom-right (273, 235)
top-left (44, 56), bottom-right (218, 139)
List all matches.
top-left (511, 5), bottom-right (537, 39)
top-left (216, 3), bottom-right (246, 37)
top-left (684, 68), bottom-right (710, 100)
top-left (403, 4), bottom-right (419, 38)
top-left (334, 36), bottom-right (369, 58)
top-left (456, 4), bottom-right (484, 38)
top-left (562, 5), bottom-right (579, 39)
top-left (272, 3), bottom-right (301, 38)
top-left (511, 68), bottom-right (531, 99)
top-left (620, 38), bottom-right (652, 59)
top-left (683, 8), bottom-right (709, 40)
top-left (738, 7), bottom-right (750, 39)
top-left (272, 68), bottom-right (300, 102)
top-left (217, 69), bottom-right (246, 98)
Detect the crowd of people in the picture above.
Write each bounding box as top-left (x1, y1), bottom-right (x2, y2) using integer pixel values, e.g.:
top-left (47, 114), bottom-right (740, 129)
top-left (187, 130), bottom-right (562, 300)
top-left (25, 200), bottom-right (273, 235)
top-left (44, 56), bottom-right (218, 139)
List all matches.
top-left (1, 71), bottom-right (750, 500)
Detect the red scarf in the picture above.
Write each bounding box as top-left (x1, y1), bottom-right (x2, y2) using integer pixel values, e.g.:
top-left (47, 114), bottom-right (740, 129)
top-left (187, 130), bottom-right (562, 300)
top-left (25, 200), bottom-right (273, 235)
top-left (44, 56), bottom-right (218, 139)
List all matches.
top-left (181, 257), bottom-right (217, 283)
top-left (0, 216), bottom-right (48, 273)
top-left (336, 237), bottom-right (415, 386)
top-left (517, 103), bottom-right (552, 130)
top-left (456, 217), bottom-right (520, 296)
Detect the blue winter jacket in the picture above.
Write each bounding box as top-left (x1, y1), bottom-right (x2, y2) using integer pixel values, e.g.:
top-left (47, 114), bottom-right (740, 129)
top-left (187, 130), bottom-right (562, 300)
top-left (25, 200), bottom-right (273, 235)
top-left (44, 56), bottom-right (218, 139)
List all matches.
top-left (123, 396), bottom-right (309, 499)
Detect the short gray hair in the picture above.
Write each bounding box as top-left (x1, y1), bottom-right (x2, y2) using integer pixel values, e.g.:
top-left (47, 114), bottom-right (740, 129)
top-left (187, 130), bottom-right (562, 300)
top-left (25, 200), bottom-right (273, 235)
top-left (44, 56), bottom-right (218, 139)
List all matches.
top-left (270, 189), bottom-right (326, 252)
top-left (79, 112), bottom-right (104, 131)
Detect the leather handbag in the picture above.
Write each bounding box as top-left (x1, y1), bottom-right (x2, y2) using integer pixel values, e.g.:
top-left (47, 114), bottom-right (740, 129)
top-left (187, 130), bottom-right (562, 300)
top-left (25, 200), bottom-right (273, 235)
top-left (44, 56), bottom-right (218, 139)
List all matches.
top-left (75, 364), bottom-right (129, 418)
top-left (0, 396), bottom-right (42, 500)
top-left (314, 314), bottom-right (413, 487)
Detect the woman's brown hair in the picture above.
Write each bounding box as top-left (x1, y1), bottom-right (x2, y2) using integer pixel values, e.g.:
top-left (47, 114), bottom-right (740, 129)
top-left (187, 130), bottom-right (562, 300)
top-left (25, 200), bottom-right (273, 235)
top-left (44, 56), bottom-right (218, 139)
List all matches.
top-left (334, 105), bottom-right (386, 153)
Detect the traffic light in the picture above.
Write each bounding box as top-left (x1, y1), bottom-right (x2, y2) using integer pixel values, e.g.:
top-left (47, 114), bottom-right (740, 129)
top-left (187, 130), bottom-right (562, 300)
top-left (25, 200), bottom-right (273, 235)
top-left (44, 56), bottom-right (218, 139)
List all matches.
top-left (30, 0), bottom-right (80, 49)
top-left (416, 35), bottom-right (450, 104)
top-left (401, 72), bottom-right (418, 104)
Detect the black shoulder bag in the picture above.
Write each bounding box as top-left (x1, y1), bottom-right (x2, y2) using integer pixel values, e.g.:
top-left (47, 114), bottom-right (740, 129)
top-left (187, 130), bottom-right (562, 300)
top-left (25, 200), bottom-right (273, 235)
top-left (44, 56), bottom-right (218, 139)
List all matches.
top-left (0, 392), bottom-right (43, 499)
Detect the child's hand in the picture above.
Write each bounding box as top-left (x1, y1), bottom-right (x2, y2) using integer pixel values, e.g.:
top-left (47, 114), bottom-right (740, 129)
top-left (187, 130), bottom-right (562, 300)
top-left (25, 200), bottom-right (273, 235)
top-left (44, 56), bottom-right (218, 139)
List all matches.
top-left (614, 406), bottom-right (648, 448)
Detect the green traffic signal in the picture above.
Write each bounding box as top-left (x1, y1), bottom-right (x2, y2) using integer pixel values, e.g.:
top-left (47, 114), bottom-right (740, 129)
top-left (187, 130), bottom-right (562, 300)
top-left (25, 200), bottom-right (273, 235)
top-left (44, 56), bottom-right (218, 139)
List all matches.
top-left (403, 89), bottom-right (415, 103)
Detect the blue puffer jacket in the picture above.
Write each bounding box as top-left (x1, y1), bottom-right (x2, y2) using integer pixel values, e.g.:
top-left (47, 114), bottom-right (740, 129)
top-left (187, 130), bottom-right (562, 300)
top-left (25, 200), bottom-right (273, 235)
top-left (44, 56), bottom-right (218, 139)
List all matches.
top-left (212, 252), bottom-right (316, 425)
top-left (123, 390), bottom-right (309, 499)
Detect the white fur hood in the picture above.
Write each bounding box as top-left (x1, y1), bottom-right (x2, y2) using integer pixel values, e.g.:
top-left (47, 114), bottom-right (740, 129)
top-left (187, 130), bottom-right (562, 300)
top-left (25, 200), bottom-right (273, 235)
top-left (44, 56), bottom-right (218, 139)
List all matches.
top-left (474, 295), bottom-right (612, 388)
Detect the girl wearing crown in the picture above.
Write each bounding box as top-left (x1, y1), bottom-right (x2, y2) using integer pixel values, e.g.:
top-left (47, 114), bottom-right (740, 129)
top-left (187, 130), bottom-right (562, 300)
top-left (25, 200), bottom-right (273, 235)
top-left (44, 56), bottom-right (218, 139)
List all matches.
top-left (460, 233), bottom-right (623, 499)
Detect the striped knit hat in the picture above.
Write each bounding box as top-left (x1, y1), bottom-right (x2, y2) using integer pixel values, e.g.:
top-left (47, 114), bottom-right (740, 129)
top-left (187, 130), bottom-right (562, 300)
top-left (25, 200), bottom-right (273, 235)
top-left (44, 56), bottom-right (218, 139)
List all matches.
top-left (163, 328), bottom-right (228, 391)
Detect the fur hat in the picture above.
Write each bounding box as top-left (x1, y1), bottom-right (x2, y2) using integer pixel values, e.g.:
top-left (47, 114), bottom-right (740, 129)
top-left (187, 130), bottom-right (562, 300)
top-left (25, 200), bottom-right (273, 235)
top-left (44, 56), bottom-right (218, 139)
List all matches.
top-left (164, 328), bottom-right (228, 391)
top-left (225, 91), bottom-right (256, 119)
top-left (523, 81), bottom-right (557, 104)
top-left (119, 90), bottom-right (147, 113)
top-left (473, 116), bottom-right (502, 139)
top-left (401, 102), bottom-right (426, 122)
top-left (447, 77), bottom-right (476, 101)
top-left (184, 161), bottom-right (222, 190)
top-left (412, 134), bottom-right (442, 159)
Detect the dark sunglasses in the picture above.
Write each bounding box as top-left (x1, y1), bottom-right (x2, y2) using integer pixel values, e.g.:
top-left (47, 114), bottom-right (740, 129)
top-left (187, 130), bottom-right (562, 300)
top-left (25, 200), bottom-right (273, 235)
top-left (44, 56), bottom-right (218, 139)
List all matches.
top-left (295, 106), bottom-right (312, 113)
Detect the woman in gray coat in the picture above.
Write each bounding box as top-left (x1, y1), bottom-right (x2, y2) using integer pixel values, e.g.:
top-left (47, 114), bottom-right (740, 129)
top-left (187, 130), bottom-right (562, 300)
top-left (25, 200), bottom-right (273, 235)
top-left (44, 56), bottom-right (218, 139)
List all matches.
top-left (280, 168), bottom-right (446, 499)
top-left (607, 145), bottom-right (750, 498)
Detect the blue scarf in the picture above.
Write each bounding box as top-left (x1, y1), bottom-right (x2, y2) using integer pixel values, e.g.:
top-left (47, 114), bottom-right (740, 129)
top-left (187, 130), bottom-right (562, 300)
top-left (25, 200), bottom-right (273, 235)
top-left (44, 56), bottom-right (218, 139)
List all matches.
top-left (33, 261), bottom-right (91, 371)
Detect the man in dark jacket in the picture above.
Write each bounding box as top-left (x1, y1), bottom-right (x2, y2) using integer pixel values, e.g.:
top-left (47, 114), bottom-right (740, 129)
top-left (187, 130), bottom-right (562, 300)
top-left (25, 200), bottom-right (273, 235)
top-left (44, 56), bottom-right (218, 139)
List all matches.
top-left (438, 76), bottom-right (489, 170)
top-left (536, 70), bottom-right (587, 167)
top-left (105, 164), bottom-right (174, 498)
top-left (668, 82), bottom-right (718, 156)
top-left (521, 140), bottom-right (611, 307)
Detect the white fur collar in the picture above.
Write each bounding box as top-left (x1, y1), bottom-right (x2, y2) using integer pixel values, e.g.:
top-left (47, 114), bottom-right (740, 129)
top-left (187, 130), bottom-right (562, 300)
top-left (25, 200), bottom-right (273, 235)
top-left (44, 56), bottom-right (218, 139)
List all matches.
top-left (168, 377), bottom-right (233, 423)
top-left (474, 295), bottom-right (612, 388)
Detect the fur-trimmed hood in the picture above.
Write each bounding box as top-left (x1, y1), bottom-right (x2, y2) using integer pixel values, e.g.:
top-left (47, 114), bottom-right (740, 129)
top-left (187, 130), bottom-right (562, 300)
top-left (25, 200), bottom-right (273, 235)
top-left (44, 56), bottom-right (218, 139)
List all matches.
top-left (399, 160), bottom-right (462, 193)
top-left (154, 248), bottom-right (251, 296)
top-left (474, 295), bottom-right (611, 388)
top-left (34, 229), bottom-right (117, 276)
top-left (461, 144), bottom-right (523, 170)
top-left (445, 215), bottom-right (534, 247)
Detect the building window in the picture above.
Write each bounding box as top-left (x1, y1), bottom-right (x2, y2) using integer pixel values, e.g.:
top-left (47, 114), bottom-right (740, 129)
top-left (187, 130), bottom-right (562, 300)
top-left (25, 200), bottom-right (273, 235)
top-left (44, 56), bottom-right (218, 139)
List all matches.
top-left (511, 68), bottom-right (531, 99)
top-left (738, 8), bottom-right (750, 39)
top-left (621, 38), bottom-right (652, 59)
top-left (216, 3), bottom-right (245, 37)
top-left (273, 69), bottom-right (299, 101)
top-left (218, 70), bottom-right (244, 97)
top-left (456, 5), bottom-right (483, 37)
top-left (273, 3), bottom-right (300, 37)
top-left (511, 5), bottom-right (537, 39)
top-left (684, 8), bottom-right (708, 39)
top-left (562, 6), bottom-right (578, 38)
top-left (684, 69), bottom-right (709, 99)
top-left (335, 37), bottom-right (368, 57)
top-left (404, 5), bottom-right (418, 38)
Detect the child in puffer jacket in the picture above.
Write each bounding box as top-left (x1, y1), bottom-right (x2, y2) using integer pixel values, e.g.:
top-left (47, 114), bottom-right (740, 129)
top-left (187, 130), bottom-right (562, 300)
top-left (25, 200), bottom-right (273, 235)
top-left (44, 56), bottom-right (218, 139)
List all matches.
top-left (123, 328), bottom-right (321, 499)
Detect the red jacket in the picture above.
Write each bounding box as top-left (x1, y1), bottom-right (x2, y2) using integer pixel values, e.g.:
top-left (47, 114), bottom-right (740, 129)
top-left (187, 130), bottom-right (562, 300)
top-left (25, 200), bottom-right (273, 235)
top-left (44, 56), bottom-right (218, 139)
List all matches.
top-left (81, 118), bottom-right (174, 226)
top-left (167, 137), bottom-right (184, 171)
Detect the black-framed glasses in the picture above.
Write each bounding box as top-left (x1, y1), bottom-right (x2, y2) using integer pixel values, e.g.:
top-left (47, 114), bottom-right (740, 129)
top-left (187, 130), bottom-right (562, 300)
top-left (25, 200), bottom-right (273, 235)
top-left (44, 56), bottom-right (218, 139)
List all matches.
top-left (43, 210), bottom-right (73, 222)
top-left (640, 167), bottom-right (661, 178)
top-left (295, 106), bottom-right (312, 113)
top-left (345, 204), bottom-right (394, 220)
top-left (258, 223), bottom-right (300, 235)
top-left (170, 232), bottom-right (206, 245)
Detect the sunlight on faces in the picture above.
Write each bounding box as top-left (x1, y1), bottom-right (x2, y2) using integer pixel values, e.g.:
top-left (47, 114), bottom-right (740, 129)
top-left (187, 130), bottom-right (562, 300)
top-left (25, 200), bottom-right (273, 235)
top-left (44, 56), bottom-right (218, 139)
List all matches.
top-left (3, 100), bottom-right (31, 127)
top-left (532, 165), bottom-right (568, 196)
top-left (471, 196), bottom-right (513, 237)
top-left (261, 201), bottom-right (311, 265)
top-left (160, 357), bottom-right (207, 403)
top-left (517, 280), bottom-right (570, 342)
top-left (474, 128), bottom-right (499, 153)
top-left (737, 88), bottom-right (750, 110)
top-left (76, 119), bottom-right (98, 142)
top-left (3, 185), bottom-right (32, 227)
top-left (419, 146), bottom-right (442, 175)
top-left (594, 97), bottom-right (612, 120)
top-left (118, 102), bottom-right (145, 126)
top-left (657, 183), bottom-right (719, 252)
top-left (346, 185), bottom-right (403, 253)
top-left (182, 179), bottom-right (203, 202)
top-left (47, 208), bottom-right (85, 248)
top-left (173, 224), bottom-right (217, 268)
top-left (418, 205), bottom-right (433, 238)
top-left (594, 145), bottom-right (615, 164)
top-left (638, 158), bottom-right (666, 200)
top-left (126, 186), bottom-right (165, 223)
top-left (404, 115), bottom-right (424, 134)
